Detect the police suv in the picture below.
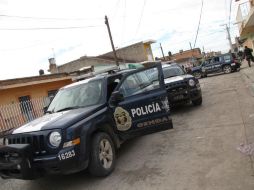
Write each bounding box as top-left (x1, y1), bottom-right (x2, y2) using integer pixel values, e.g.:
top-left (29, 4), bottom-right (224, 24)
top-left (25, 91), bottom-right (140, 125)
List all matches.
top-left (191, 53), bottom-right (241, 78)
top-left (152, 64), bottom-right (202, 106)
top-left (0, 64), bottom-right (173, 180)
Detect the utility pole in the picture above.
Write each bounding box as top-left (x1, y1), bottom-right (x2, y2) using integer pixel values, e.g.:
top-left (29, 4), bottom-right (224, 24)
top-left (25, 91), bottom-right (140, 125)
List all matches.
top-left (160, 43), bottom-right (165, 60)
top-left (105, 15), bottom-right (119, 67)
top-left (221, 24), bottom-right (234, 52)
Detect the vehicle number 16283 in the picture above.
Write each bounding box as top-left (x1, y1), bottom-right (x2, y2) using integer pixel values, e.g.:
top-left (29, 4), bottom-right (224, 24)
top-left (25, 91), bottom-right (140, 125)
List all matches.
top-left (58, 150), bottom-right (75, 161)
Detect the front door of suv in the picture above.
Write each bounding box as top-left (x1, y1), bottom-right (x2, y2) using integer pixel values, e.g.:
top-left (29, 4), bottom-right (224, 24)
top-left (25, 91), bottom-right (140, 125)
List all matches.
top-left (110, 64), bottom-right (173, 140)
top-left (211, 56), bottom-right (222, 73)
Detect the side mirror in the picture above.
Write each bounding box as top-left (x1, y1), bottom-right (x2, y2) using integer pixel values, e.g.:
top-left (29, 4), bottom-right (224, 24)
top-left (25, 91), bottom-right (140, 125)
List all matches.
top-left (110, 91), bottom-right (124, 106)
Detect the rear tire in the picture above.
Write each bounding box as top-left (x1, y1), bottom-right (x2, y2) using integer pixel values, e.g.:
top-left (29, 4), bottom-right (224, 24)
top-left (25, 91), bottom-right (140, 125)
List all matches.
top-left (223, 65), bottom-right (232, 74)
top-left (89, 132), bottom-right (116, 177)
top-left (192, 97), bottom-right (202, 106)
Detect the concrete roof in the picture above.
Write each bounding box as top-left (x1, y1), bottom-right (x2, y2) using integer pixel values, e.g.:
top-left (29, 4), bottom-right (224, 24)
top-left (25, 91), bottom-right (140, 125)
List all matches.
top-left (0, 73), bottom-right (72, 90)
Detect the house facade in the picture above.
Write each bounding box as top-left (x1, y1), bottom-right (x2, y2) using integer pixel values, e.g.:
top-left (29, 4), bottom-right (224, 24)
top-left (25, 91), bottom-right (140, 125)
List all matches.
top-left (165, 48), bottom-right (202, 66)
top-left (0, 73), bottom-right (74, 131)
top-left (236, 0), bottom-right (254, 48)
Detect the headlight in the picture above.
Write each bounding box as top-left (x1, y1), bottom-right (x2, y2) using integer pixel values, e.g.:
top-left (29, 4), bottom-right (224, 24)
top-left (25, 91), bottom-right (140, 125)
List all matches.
top-left (188, 79), bottom-right (195, 87)
top-left (49, 131), bottom-right (62, 147)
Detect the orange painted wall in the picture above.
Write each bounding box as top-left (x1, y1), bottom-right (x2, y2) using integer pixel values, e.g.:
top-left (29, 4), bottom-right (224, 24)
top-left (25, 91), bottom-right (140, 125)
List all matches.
top-left (0, 79), bottom-right (72, 130)
top-left (0, 79), bottom-right (72, 105)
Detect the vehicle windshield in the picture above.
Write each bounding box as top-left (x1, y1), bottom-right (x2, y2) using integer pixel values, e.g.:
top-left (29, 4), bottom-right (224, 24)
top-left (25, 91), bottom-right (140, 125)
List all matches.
top-left (163, 66), bottom-right (185, 78)
top-left (47, 79), bottom-right (103, 113)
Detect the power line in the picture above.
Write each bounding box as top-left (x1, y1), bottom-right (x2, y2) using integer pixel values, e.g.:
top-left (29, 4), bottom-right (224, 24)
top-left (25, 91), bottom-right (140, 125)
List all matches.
top-left (0, 14), bottom-right (103, 21)
top-left (193, 0), bottom-right (204, 48)
top-left (0, 25), bottom-right (103, 31)
top-left (135, 0), bottom-right (147, 36)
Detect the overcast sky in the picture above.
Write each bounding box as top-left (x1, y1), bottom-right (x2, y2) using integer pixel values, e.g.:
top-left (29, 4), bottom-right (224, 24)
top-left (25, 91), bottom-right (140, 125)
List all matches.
top-left (0, 0), bottom-right (243, 80)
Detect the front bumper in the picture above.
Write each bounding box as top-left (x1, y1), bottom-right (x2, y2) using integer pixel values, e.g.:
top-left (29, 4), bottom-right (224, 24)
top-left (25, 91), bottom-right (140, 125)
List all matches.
top-left (0, 143), bottom-right (88, 180)
top-left (231, 63), bottom-right (241, 71)
top-left (168, 86), bottom-right (202, 105)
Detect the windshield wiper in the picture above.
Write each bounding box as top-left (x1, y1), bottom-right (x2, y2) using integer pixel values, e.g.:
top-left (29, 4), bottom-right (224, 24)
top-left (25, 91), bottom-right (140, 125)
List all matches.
top-left (55, 106), bottom-right (82, 113)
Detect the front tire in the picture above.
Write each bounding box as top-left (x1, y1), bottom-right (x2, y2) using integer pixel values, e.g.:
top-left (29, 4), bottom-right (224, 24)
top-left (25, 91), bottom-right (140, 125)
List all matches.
top-left (89, 132), bottom-right (116, 177)
top-left (192, 97), bottom-right (202, 106)
top-left (223, 65), bottom-right (232, 74)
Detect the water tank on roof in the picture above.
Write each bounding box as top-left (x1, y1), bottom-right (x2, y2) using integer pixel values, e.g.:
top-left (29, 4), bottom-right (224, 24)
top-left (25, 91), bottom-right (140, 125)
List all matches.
top-left (48, 57), bottom-right (56, 65)
top-left (39, 69), bottom-right (44, 75)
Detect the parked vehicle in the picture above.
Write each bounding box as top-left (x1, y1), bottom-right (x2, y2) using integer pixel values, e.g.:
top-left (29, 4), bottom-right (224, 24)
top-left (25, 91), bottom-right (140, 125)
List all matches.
top-left (191, 53), bottom-right (241, 78)
top-left (152, 64), bottom-right (202, 106)
top-left (0, 64), bottom-right (173, 180)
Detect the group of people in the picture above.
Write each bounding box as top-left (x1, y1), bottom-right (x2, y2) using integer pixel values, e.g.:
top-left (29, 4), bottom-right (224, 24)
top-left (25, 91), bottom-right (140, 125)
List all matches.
top-left (239, 46), bottom-right (254, 67)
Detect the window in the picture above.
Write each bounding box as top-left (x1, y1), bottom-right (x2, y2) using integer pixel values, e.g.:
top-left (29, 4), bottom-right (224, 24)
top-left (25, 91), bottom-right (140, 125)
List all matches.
top-left (224, 55), bottom-right (231, 63)
top-left (18, 95), bottom-right (34, 122)
top-left (213, 57), bottom-right (220, 63)
top-left (119, 68), bottom-right (160, 97)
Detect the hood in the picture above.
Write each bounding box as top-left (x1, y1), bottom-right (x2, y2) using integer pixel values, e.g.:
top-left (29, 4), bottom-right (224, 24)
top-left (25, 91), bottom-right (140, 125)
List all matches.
top-left (164, 75), bottom-right (193, 84)
top-left (12, 104), bottom-right (105, 134)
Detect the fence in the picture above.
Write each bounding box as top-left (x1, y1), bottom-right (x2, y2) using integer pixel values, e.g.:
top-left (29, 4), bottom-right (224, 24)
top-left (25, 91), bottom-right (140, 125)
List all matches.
top-left (0, 97), bottom-right (49, 132)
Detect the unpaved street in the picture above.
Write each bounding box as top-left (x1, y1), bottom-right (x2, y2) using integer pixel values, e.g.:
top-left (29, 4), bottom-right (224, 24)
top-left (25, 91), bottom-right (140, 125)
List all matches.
top-left (1, 66), bottom-right (254, 190)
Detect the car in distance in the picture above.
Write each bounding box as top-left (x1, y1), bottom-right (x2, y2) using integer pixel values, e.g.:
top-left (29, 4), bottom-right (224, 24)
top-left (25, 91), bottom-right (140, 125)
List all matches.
top-left (191, 53), bottom-right (241, 78)
top-left (0, 64), bottom-right (173, 180)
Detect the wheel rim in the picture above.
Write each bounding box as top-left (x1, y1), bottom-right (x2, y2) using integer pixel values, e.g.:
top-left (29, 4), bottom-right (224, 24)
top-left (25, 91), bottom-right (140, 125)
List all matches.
top-left (99, 139), bottom-right (113, 169)
top-left (224, 66), bottom-right (231, 73)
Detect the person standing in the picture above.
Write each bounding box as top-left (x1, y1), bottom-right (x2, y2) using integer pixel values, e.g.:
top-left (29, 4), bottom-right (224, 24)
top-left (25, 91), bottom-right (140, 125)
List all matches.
top-left (244, 46), bottom-right (254, 67)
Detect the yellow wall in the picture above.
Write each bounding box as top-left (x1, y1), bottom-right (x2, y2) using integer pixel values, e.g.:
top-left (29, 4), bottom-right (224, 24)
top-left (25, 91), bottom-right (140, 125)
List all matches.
top-left (0, 79), bottom-right (72, 131)
top-left (0, 79), bottom-right (72, 105)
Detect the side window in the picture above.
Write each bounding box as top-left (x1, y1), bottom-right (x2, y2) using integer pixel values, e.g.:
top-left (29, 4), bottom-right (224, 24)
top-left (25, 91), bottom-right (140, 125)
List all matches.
top-left (213, 57), bottom-right (220, 63)
top-left (119, 68), bottom-right (160, 97)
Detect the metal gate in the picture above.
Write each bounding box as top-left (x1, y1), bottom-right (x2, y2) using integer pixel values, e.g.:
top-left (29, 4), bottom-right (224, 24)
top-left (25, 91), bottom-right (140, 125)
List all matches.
top-left (0, 97), bottom-right (49, 132)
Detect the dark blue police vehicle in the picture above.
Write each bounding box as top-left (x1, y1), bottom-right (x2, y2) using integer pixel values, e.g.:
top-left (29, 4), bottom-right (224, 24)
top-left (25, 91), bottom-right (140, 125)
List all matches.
top-left (161, 64), bottom-right (202, 106)
top-left (0, 63), bottom-right (172, 180)
top-left (191, 53), bottom-right (241, 78)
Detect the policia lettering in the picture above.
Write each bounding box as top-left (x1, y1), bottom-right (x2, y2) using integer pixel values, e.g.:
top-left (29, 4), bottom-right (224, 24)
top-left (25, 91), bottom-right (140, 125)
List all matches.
top-left (114, 107), bottom-right (132, 131)
top-left (131, 103), bottom-right (161, 117)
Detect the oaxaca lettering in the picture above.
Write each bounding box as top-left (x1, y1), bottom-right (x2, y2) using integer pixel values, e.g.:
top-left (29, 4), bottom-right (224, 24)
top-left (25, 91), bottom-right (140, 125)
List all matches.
top-left (131, 103), bottom-right (161, 117)
top-left (137, 116), bottom-right (171, 128)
